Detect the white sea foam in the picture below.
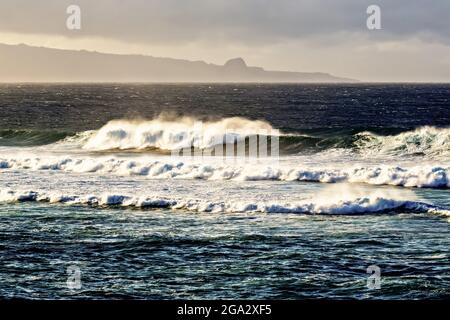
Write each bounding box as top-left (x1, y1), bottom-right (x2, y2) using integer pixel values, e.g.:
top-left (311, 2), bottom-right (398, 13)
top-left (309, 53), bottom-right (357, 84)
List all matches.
top-left (0, 188), bottom-right (447, 215)
top-left (355, 126), bottom-right (450, 158)
top-left (3, 116), bottom-right (449, 160)
top-left (76, 122), bottom-right (450, 159)
top-left (82, 116), bottom-right (279, 151)
top-left (0, 154), bottom-right (448, 188)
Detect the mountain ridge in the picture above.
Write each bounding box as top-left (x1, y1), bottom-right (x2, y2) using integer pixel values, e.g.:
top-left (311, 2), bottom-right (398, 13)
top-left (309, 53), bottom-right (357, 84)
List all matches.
top-left (0, 43), bottom-right (356, 83)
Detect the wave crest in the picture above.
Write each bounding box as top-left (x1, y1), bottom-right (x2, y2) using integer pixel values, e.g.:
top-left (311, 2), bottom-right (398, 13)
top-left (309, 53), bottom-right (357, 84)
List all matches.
top-left (355, 126), bottom-right (450, 158)
top-left (3, 115), bottom-right (450, 160)
top-left (0, 155), bottom-right (449, 188)
top-left (82, 116), bottom-right (279, 151)
top-left (1, 189), bottom-right (447, 215)
top-left (80, 122), bottom-right (450, 159)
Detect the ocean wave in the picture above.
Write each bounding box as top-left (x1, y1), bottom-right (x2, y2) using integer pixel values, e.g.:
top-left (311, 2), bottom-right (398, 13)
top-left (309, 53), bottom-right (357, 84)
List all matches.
top-left (79, 121), bottom-right (450, 158)
top-left (0, 129), bottom-right (72, 147)
top-left (355, 126), bottom-right (450, 158)
top-left (1, 189), bottom-right (447, 215)
top-left (2, 116), bottom-right (450, 159)
top-left (0, 155), bottom-right (448, 188)
top-left (82, 116), bottom-right (280, 151)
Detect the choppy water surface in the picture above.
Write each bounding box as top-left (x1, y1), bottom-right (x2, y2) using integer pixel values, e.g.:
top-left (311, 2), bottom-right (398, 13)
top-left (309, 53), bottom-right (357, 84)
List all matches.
top-left (1, 199), bottom-right (449, 299)
top-left (0, 84), bottom-right (449, 299)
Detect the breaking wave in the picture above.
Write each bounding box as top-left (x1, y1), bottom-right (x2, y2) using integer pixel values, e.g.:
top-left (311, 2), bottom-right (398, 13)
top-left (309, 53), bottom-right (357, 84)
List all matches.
top-left (75, 121), bottom-right (450, 158)
top-left (355, 126), bottom-right (450, 158)
top-left (2, 116), bottom-right (450, 159)
top-left (79, 119), bottom-right (450, 157)
top-left (0, 155), bottom-right (449, 188)
top-left (82, 116), bottom-right (280, 151)
top-left (0, 189), bottom-right (448, 215)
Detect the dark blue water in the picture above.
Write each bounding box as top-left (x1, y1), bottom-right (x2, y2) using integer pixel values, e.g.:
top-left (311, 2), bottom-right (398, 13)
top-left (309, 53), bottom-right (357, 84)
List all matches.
top-left (1, 202), bottom-right (449, 299)
top-left (1, 84), bottom-right (450, 132)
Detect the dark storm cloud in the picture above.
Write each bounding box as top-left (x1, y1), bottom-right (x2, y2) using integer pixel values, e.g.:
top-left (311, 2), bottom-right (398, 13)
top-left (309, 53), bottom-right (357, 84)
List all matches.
top-left (0, 0), bottom-right (449, 45)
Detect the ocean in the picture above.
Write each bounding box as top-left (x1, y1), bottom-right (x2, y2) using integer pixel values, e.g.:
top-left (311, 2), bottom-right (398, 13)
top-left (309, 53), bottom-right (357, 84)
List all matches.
top-left (0, 83), bottom-right (449, 299)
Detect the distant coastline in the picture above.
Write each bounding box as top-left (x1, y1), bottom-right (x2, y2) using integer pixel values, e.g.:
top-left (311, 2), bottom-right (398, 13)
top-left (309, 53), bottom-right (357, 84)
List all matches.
top-left (0, 43), bottom-right (356, 83)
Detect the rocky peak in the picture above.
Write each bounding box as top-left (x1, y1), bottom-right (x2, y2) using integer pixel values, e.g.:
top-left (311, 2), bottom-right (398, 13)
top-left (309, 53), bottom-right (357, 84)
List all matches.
top-left (224, 57), bottom-right (247, 69)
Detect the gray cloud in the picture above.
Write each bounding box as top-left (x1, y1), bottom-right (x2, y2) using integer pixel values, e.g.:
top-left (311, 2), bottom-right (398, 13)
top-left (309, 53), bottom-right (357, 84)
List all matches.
top-left (0, 0), bottom-right (449, 46)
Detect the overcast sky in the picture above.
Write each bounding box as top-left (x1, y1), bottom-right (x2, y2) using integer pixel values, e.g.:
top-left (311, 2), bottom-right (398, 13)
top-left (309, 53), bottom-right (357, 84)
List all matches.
top-left (1, 0), bottom-right (449, 81)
